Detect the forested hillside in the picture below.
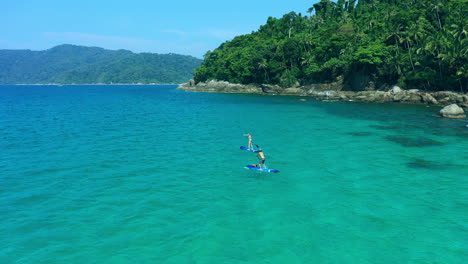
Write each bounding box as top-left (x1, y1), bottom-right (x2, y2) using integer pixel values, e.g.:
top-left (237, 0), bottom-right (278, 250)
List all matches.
top-left (0, 45), bottom-right (202, 84)
top-left (194, 0), bottom-right (467, 92)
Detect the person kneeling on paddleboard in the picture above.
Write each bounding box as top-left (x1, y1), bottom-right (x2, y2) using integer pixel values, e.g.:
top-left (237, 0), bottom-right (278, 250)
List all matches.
top-left (256, 146), bottom-right (266, 169)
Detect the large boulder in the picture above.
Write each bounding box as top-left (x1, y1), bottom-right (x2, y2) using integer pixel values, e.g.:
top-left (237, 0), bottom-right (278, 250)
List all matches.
top-left (439, 104), bottom-right (466, 118)
top-left (389, 85), bottom-right (403, 94)
top-left (421, 93), bottom-right (438, 104)
top-left (261, 84), bottom-right (283, 94)
top-left (405, 93), bottom-right (423, 103)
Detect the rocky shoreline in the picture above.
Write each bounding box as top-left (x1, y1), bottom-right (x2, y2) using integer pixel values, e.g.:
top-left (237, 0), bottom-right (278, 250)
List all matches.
top-left (178, 80), bottom-right (467, 118)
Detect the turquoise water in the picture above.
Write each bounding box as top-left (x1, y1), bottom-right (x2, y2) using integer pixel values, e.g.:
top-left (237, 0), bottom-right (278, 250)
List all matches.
top-left (1, 85), bottom-right (467, 263)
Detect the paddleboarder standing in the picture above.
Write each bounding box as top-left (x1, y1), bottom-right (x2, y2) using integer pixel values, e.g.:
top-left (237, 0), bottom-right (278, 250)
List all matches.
top-left (243, 133), bottom-right (253, 149)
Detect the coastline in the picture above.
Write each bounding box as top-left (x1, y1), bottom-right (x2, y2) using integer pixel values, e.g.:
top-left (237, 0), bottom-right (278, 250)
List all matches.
top-left (177, 80), bottom-right (468, 113)
top-left (7, 83), bottom-right (175, 86)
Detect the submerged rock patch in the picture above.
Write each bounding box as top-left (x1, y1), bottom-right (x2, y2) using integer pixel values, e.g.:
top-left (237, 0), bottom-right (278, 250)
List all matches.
top-left (370, 122), bottom-right (424, 131)
top-left (406, 158), bottom-right (452, 170)
top-left (346, 132), bottom-right (373, 136)
top-left (385, 135), bottom-right (444, 147)
top-left (370, 124), bottom-right (403, 130)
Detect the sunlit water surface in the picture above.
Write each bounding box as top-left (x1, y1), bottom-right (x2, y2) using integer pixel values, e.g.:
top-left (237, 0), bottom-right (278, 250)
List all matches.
top-left (1, 85), bottom-right (467, 263)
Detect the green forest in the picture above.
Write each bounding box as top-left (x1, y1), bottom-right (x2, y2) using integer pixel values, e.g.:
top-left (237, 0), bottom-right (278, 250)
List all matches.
top-left (0, 45), bottom-right (202, 84)
top-left (194, 0), bottom-right (467, 92)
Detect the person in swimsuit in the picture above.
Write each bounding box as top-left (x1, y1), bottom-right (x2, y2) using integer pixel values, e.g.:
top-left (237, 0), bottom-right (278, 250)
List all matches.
top-left (243, 133), bottom-right (253, 149)
top-left (256, 147), bottom-right (266, 168)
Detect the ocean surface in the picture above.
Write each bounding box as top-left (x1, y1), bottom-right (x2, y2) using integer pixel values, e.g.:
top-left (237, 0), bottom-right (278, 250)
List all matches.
top-left (1, 85), bottom-right (467, 264)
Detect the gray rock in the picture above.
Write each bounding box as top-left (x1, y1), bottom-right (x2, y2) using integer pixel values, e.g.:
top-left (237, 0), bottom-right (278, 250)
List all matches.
top-left (438, 97), bottom-right (451, 104)
top-left (389, 85), bottom-right (403, 94)
top-left (439, 104), bottom-right (466, 119)
top-left (461, 95), bottom-right (468, 103)
top-left (339, 93), bottom-right (348, 100)
top-left (261, 84), bottom-right (283, 94)
top-left (355, 95), bottom-right (370, 100)
top-left (407, 94), bottom-right (422, 103)
top-left (421, 93), bottom-right (438, 104)
top-left (178, 80), bottom-right (263, 93)
top-left (283, 87), bottom-right (304, 95)
top-left (393, 92), bottom-right (405, 102)
top-left (373, 91), bottom-right (387, 102)
top-left (306, 88), bottom-right (317, 95)
top-left (433, 91), bottom-right (466, 104)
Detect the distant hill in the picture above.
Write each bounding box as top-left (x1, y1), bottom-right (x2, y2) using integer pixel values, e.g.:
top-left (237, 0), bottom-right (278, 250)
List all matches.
top-left (0, 44), bottom-right (203, 84)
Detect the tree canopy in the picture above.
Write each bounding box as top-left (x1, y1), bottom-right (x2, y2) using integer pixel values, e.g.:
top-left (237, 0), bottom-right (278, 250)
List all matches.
top-left (0, 44), bottom-right (203, 84)
top-left (194, 0), bottom-right (467, 92)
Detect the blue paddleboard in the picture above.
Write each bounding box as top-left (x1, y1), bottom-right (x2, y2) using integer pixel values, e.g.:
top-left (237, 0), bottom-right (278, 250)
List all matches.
top-left (245, 165), bottom-right (279, 173)
top-left (240, 146), bottom-right (259, 152)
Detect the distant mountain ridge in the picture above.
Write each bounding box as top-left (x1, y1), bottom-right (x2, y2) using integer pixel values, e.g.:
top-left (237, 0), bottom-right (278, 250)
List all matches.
top-left (0, 44), bottom-right (203, 84)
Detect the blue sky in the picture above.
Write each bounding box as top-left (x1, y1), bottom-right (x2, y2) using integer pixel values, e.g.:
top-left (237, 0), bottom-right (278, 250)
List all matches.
top-left (1, 0), bottom-right (317, 58)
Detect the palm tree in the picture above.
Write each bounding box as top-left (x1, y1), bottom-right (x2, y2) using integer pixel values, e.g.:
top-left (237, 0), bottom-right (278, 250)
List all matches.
top-left (258, 59), bottom-right (270, 82)
top-left (424, 33), bottom-right (444, 80)
top-left (386, 24), bottom-right (402, 54)
top-left (430, 0), bottom-right (445, 30)
top-left (400, 28), bottom-right (417, 71)
top-left (407, 18), bottom-right (429, 48)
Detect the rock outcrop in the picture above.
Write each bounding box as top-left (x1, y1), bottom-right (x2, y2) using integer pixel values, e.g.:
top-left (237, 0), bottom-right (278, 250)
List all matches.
top-left (177, 80), bottom-right (467, 115)
top-left (178, 80), bottom-right (262, 94)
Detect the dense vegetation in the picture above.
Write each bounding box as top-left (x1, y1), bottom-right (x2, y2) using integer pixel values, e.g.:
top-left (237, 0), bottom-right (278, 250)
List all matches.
top-left (0, 45), bottom-right (202, 84)
top-left (194, 0), bottom-right (467, 92)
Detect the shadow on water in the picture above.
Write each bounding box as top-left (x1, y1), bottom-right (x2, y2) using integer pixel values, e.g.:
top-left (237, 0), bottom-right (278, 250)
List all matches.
top-left (385, 135), bottom-right (444, 147)
top-left (345, 131), bottom-right (373, 137)
top-left (370, 124), bottom-right (422, 131)
top-left (203, 92), bottom-right (468, 139)
top-left (425, 119), bottom-right (468, 138)
top-left (370, 119), bottom-right (468, 139)
top-left (406, 158), bottom-right (457, 170)
top-left (302, 99), bottom-right (467, 139)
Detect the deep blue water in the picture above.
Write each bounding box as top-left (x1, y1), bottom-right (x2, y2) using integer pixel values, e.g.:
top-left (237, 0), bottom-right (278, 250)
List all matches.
top-left (1, 85), bottom-right (467, 263)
